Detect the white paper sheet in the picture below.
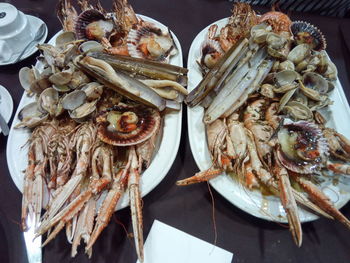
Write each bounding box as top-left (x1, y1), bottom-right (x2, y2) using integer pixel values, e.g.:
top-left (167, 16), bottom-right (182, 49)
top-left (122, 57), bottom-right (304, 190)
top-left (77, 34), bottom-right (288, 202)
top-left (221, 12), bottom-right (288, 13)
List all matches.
top-left (137, 220), bottom-right (233, 263)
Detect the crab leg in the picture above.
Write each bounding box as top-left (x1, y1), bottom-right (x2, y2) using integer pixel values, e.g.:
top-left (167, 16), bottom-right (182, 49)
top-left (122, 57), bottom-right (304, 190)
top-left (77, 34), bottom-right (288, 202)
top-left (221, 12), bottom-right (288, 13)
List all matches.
top-left (293, 175), bottom-right (350, 229)
top-left (176, 169), bottom-right (222, 186)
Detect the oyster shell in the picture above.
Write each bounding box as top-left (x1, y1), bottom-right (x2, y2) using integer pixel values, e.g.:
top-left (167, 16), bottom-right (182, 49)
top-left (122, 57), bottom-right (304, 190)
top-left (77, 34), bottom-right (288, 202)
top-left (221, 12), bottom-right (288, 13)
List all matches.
top-left (96, 104), bottom-right (161, 146)
top-left (277, 121), bottom-right (328, 174)
top-left (291, 21), bottom-right (326, 51)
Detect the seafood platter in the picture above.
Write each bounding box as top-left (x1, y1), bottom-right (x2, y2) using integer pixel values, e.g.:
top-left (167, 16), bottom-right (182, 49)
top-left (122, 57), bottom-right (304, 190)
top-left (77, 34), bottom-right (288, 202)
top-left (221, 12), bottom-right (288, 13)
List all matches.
top-left (6, 0), bottom-right (187, 261)
top-left (181, 3), bottom-right (350, 247)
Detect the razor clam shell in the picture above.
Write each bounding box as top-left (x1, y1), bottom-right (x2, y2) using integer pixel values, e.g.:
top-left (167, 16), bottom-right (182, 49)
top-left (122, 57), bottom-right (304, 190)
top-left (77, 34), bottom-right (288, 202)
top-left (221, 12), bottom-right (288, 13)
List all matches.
top-left (88, 52), bottom-right (188, 85)
top-left (204, 47), bottom-right (268, 123)
top-left (75, 55), bottom-right (166, 111)
top-left (61, 90), bottom-right (87, 111)
top-left (15, 102), bottom-right (49, 128)
top-left (185, 38), bottom-right (249, 107)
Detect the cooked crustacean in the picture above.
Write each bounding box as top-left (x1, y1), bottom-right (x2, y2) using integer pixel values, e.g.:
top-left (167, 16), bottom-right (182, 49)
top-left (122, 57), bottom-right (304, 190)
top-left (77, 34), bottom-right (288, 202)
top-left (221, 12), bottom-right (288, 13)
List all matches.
top-left (182, 3), bottom-right (350, 248)
top-left (17, 1), bottom-right (185, 261)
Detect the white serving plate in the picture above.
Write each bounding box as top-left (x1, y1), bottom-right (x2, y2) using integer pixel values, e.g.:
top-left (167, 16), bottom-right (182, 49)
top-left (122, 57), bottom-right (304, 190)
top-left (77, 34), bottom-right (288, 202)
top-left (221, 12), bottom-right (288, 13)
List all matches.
top-left (6, 15), bottom-right (183, 210)
top-left (187, 18), bottom-right (350, 223)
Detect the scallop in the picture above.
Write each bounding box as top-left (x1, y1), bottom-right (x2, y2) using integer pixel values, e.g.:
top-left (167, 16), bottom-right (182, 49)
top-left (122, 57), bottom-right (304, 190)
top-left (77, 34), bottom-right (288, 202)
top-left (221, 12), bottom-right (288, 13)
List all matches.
top-left (127, 24), bottom-right (177, 62)
top-left (291, 21), bottom-right (326, 51)
top-left (277, 121), bottom-right (328, 174)
top-left (199, 39), bottom-right (224, 71)
top-left (96, 104), bottom-right (161, 146)
top-left (75, 9), bottom-right (115, 41)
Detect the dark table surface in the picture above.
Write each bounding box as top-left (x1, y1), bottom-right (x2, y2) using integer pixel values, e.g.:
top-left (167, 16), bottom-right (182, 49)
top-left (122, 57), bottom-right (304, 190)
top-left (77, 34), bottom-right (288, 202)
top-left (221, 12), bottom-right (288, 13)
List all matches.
top-left (1, 0), bottom-right (350, 262)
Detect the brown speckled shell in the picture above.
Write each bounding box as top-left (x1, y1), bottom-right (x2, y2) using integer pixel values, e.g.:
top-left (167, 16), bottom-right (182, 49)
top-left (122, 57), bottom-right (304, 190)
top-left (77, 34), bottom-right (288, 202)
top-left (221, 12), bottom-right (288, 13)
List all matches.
top-left (291, 21), bottom-right (327, 51)
top-left (96, 104), bottom-right (161, 146)
top-left (277, 121), bottom-right (329, 174)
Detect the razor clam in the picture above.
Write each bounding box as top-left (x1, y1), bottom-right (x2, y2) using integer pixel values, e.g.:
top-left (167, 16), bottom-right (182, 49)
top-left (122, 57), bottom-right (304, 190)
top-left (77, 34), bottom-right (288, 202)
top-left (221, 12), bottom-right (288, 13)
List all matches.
top-left (74, 55), bottom-right (166, 111)
top-left (15, 102), bottom-right (49, 128)
top-left (185, 38), bottom-right (249, 107)
top-left (89, 52), bottom-right (188, 85)
top-left (204, 47), bottom-right (268, 123)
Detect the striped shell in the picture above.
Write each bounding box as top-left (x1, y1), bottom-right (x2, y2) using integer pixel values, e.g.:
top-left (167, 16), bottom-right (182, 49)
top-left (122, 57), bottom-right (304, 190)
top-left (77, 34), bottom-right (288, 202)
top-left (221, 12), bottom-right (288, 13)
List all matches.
top-left (127, 24), bottom-right (177, 62)
top-left (200, 38), bottom-right (224, 71)
top-left (277, 121), bottom-right (329, 174)
top-left (96, 104), bottom-right (161, 146)
top-left (74, 9), bottom-right (115, 41)
top-left (291, 21), bottom-right (327, 51)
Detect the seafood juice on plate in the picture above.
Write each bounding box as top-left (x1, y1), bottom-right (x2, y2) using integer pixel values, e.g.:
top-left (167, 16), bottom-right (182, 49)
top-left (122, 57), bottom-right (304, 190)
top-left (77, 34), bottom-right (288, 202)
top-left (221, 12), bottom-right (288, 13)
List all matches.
top-left (182, 2), bottom-right (350, 247)
top-left (6, 0), bottom-right (187, 261)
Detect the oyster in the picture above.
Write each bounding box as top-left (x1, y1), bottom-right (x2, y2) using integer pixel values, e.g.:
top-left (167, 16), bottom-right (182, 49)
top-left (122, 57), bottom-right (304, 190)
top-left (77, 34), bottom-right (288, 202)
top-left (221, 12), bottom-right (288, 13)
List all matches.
top-left (96, 104), bottom-right (161, 146)
top-left (277, 121), bottom-right (328, 174)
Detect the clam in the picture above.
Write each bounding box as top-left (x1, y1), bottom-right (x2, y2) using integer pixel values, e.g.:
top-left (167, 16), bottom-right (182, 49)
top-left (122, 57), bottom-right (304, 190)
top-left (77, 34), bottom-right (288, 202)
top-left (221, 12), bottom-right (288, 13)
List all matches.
top-left (81, 82), bottom-right (104, 100)
top-left (79, 41), bottom-right (104, 54)
top-left (61, 90), bottom-right (87, 111)
top-left (279, 60), bottom-right (295, 71)
top-left (30, 78), bottom-right (52, 95)
top-left (266, 33), bottom-right (287, 49)
top-left (278, 88), bottom-right (297, 112)
top-left (250, 23), bottom-right (272, 44)
top-left (323, 60), bottom-right (338, 80)
top-left (260, 84), bottom-right (275, 98)
top-left (55, 31), bottom-right (77, 47)
top-left (49, 71), bottom-right (73, 86)
top-left (69, 69), bottom-right (91, 89)
top-left (277, 121), bottom-right (328, 174)
top-left (52, 84), bottom-right (71, 93)
top-left (302, 72), bottom-right (328, 94)
top-left (37, 88), bottom-right (59, 116)
top-left (292, 90), bottom-right (309, 105)
top-left (274, 70), bottom-right (300, 87)
top-left (15, 102), bottom-right (49, 129)
top-left (69, 100), bottom-right (97, 123)
top-left (287, 44), bottom-right (311, 64)
top-left (19, 67), bottom-right (36, 92)
top-left (283, 101), bottom-right (313, 121)
top-left (96, 104), bottom-right (161, 146)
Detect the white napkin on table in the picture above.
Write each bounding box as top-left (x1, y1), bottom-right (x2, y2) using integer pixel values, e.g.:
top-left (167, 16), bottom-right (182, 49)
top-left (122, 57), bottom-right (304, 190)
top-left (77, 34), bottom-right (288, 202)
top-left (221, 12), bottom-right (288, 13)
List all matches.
top-left (137, 220), bottom-right (233, 263)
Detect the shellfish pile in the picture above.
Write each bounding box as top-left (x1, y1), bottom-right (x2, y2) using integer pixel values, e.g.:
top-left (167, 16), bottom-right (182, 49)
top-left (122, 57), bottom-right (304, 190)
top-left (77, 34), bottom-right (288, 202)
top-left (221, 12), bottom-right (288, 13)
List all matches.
top-left (181, 3), bottom-right (350, 247)
top-left (17, 0), bottom-right (187, 261)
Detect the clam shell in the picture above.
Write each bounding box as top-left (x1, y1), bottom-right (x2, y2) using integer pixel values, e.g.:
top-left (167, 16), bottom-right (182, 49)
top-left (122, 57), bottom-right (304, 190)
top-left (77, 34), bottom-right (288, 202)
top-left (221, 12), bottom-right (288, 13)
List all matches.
top-left (274, 70), bottom-right (300, 87)
top-left (61, 90), bottom-right (87, 111)
top-left (302, 72), bottom-right (328, 94)
top-left (291, 21), bottom-right (327, 51)
top-left (96, 105), bottom-right (161, 146)
top-left (15, 102), bottom-right (49, 128)
top-left (79, 40), bottom-right (104, 53)
top-left (19, 67), bottom-right (36, 91)
top-left (81, 82), bottom-right (104, 100)
top-left (37, 88), bottom-right (59, 116)
top-left (49, 71), bottom-right (72, 86)
top-left (69, 99), bottom-right (97, 122)
top-left (277, 121), bottom-right (328, 174)
top-left (55, 31), bottom-right (77, 47)
top-left (287, 44), bottom-right (311, 64)
top-left (283, 101), bottom-right (313, 121)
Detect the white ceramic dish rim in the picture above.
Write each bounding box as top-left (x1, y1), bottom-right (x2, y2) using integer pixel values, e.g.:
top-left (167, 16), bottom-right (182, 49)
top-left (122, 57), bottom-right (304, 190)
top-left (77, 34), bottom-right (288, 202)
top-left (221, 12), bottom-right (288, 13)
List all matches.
top-left (187, 17), bottom-right (350, 223)
top-left (6, 14), bottom-right (183, 211)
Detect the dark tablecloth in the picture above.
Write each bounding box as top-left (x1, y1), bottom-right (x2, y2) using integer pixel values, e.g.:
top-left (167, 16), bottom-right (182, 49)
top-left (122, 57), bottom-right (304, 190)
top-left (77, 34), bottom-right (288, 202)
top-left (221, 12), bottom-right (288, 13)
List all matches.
top-left (1, 1), bottom-right (350, 262)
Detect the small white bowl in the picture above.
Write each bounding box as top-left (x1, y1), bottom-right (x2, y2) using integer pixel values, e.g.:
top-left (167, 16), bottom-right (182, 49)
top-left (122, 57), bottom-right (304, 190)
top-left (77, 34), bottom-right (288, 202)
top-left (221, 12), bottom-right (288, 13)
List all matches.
top-left (0, 3), bottom-right (34, 59)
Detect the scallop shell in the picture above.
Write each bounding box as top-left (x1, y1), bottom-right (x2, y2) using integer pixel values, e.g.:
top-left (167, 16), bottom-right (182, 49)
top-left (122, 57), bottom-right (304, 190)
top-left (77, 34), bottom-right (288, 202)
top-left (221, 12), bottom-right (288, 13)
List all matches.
top-left (277, 121), bottom-right (329, 174)
top-left (96, 104), bottom-right (161, 146)
top-left (291, 21), bottom-right (327, 51)
top-left (127, 25), bottom-right (176, 62)
top-left (199, 39), bottom-right (224, 70)
top-left (75, 9), bottom-right (114, 40)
